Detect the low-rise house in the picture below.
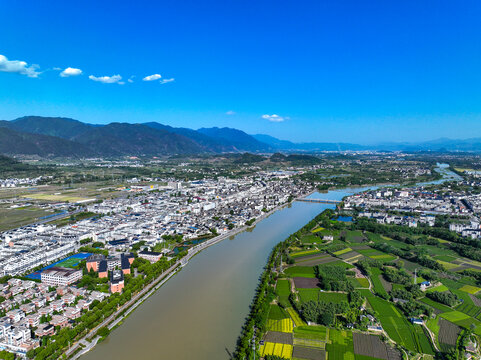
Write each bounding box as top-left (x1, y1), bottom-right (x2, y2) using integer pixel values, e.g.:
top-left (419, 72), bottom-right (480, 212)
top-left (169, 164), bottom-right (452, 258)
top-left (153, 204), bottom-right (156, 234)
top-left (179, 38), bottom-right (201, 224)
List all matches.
top-left (19, 303), bottom-right (36, 314)
top-left (35, 323), bottom-right (55, 337)
top-left (6, 309), bottom-right (24, 323)
top-left (25, 314), bottom-right (39, 328)
top-left (64, 307), bottom-right (81, 320)
top-left (50, 315), bottom-right (68, 328)
top-left (138, 250), bottom-right (162, 263)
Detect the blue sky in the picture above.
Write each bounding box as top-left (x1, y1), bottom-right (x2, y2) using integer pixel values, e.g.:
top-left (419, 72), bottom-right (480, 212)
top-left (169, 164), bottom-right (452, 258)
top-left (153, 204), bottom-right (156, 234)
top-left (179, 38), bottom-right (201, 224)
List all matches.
top-left (1, 0), bottom-right (480, 144)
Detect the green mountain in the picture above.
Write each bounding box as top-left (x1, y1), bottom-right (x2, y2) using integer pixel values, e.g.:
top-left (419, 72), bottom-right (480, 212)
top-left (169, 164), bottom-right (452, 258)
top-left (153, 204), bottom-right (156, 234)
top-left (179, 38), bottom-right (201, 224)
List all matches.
top-left (198, 127), bottom-right (271, 152)
top-left (0, 126), bottom-right (93, 157)
top-left (71, 122), bottom-right (205, 156)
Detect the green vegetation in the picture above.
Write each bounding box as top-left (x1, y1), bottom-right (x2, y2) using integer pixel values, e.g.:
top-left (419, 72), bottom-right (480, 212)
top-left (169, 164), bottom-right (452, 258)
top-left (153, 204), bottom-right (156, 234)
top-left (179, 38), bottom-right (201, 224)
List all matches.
top-left (326, 329), bottom-right (354, 360)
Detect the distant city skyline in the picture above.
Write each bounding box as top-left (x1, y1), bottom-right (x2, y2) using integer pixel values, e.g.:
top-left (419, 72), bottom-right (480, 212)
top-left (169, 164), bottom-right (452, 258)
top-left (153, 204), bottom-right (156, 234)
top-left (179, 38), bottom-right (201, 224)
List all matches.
top-left (1, 0), bottom-right (481, 144)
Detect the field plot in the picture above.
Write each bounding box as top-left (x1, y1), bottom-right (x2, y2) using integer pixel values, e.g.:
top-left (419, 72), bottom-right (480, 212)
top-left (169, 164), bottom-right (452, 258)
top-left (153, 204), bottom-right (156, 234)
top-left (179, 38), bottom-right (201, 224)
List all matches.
top-left (298, 289), bottom-right (348, 304)
top-left (267, 318), bottom-right (294, 333)
top-left (459, 284), bottom-right (481, 294)
top-left (355, 278), bottom-right (370, 288)
top-left (292, 346), bottom-right (326, 360)
top-left (264, 331), bottom-right (293, 345)
top-left (300, 234), bottom-right (321, 244)
top-left (344, 230), bottom-right (366, 243)
top-left (368, 297), bottom-right (427, 353)
top-left (333, 247), bottom-right (353, 256)
top-left (285, 266), bottom-right (317, 278)
top-left (0, 206), bottom-right (54, 231)
top-left (260, 342), bottom-right (293, 358)
top-left (294, 277), bottom-right (320, 289)
top-left (426, 284), bottom-right (449, 293)
top-left (326, 329), bottom-right (354, 360)
top-left (277, 279), bottom-right (291, 307)
top-left (311, 227), bottom-right (325, 233)
top-left (370, 268), bottom-right (389, 298)
top-left (419, 297), bottom-right (453, 314)
top-left (294, 326), bottom-right (327, 341)
top-left (295, 254), bottom-right (338, 267)
top-left (439, 311), bottom-right (481, 335)
top-left (291, 249), bottom-right (323, 258)
top-left (455, 302), bottom-right (480, 318)
top-left (22, 193), bottom-right (88, 202)
top-left (353, 333), bottom-right (390, 360)
top-left (287, 308), bottom-right (306, 327)
top-left (269, 305), bottom-right (290, 320)
top-left (437, 318), bottom-right (461, 352)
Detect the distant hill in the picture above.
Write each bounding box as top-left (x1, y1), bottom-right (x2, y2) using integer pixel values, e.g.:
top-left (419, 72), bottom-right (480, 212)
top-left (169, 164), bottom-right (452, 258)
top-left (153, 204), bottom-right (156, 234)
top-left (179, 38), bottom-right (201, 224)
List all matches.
top-left (3, 116), bottom-right (93, 139)
top-left (198, 127), bottom-right (270, 152)
top-left (2, 115), bottom-right (481, 157)
top-left (0, 126), bottom-right (93, 157)
top-left (0, 116), bottom-right (270, 157)
top-left (143, 122), bottom-right (235, 152)
top-left (253, 134), bottom-right (368, 151)
top-left (71, 123), bottom-right (204, 156)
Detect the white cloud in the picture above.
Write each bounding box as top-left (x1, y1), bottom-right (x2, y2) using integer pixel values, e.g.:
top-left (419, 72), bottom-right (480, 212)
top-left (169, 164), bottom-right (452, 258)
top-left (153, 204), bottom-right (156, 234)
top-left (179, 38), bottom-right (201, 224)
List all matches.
top-left (128, 76), bottom-right (135, 83)
top-left (60, 67), bottom-right (82, 77)
top-left (226, 110), bottom-right (236, 115)
top-left (88, 74), bottom-right (123, 84)
top-left (159, 78), bottom-right (174, 84)
top-left (143, 74), bottom-right (162, 81)
top-left (0, 54), bottom-right (40, 78)
top-left (262, 114), bottom-right (288, 122)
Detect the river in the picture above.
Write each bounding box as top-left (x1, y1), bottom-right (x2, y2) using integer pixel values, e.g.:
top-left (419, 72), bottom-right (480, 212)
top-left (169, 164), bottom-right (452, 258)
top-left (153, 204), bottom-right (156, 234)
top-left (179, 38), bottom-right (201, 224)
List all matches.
top-left (81, 166), bottom-right (458, 360)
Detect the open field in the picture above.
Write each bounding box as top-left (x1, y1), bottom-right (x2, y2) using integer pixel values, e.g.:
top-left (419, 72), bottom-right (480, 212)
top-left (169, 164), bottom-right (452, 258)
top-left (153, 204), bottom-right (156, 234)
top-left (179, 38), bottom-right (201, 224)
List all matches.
top-left (260, 342), bottom-right (293, 358)
top-left (22, 193), bottom-right (89, 202)
top-left (285, 266), bottom-right (317, 278)
top-left (291, 249), bottom-right (323, 258)
top-left (0, 206), bottom-right (54, 231)
top-left (353, 333), bottom-right (390, 360)
top-left (294, 325), bottom-right (327, 339)
top-left (333, 247), bottom-right (353, 256)
top-left (293, 277), bottom-right (320, 289)
top-left (269, 305), bottom-right (290, 320)
top-left (277, 279), bottom-right (291, 307)
top-left (264, 331), bottom-right (293, 345)
top-left (298, 289), bottom-right (348, 304)
top-left (267, 318), bottom-right (294, 333)
top-left (292, 346), bottom-right (326, 360)
top-left (326, 329), bottom-right (354, 360)
top-left (438, 318), bottom-right (461, 351)
top-left (370, 268), bottom-right (389, 298)
top-left (287, 308), bottom-right (306, 327)
top-left (368, 297), bottom-right (432, 353)
top-left (355, 278), bottom-right (370, 288)
top-left (459, 284), bottom-right (481, 294)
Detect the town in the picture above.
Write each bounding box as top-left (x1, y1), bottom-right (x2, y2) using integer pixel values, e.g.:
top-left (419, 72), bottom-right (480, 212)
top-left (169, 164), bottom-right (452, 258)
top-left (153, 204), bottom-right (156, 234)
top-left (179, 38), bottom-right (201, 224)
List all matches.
top-left (0, 171), bottom-right (313, 357)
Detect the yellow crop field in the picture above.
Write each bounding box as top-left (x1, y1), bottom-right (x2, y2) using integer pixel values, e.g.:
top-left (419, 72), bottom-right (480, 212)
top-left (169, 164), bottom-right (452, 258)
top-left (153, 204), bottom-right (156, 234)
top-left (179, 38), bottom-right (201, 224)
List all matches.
top-left (459, 284), bottom-right (481, 294)
top-left (260, 342), bottom-right (292, 359)
top-left (287, 307), bottom-right (306, 327)
top-left (312, 227), bottom-right (325, 233)
top-left (436, 260), bottom-right (460, 270)
top-left (23, 194), bottom-right (88, 202)
top-left (267, 318), bottom-right (293, 333)
top-left (333, 247), bottom-right (352, 256)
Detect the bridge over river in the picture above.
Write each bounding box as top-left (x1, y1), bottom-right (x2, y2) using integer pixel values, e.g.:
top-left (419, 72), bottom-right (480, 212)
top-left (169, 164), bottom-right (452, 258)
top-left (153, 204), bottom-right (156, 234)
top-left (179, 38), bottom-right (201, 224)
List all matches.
top-left (295, 198), bottom-right (341, 204)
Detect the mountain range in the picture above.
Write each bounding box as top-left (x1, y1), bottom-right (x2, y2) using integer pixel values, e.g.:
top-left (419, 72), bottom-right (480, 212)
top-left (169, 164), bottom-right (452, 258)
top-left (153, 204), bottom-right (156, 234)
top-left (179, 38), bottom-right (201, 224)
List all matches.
top-left (1, 116), bottom-right (481, 157)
